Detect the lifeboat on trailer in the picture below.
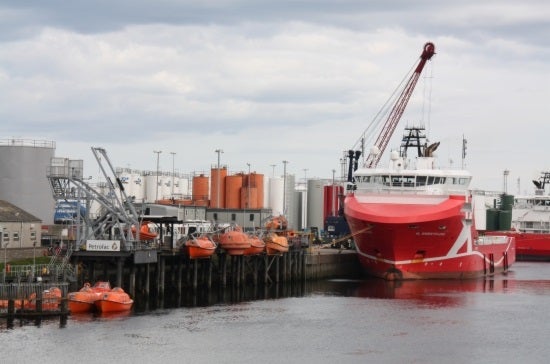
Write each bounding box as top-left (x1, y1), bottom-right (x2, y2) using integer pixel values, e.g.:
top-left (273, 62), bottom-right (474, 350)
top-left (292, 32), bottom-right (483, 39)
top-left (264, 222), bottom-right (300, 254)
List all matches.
top-left (244, 234), bottom-right (266, 256)
top-left (184, 235), bottom-right (217, 259)
top-left (264, 233), bottom-right (289, 255)
top-left (94, 287), bottom-right (134, 313)
top-left (214, 227), bottom-right (251, 256)
top-left (68, 281), bottom-right (112, 314)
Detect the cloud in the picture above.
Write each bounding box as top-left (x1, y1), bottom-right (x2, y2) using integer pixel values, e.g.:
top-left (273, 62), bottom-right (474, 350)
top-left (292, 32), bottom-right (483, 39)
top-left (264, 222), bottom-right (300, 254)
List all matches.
top-left (0, 1), bottom-right (548, 192)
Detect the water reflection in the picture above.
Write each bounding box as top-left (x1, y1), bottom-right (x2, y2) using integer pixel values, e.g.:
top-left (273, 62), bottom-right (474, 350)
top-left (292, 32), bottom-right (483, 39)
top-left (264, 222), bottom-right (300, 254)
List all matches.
top-left (353, 278), bottom-right (511, 307)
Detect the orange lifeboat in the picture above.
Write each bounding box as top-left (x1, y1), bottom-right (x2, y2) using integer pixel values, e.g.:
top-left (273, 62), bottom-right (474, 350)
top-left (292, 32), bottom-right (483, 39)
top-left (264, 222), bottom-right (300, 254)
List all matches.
top-left (184, 235), bottom-right (217, 259)
top-left (27, 287), bottom-right (62, 311)
top-left (264, 233), bottom-right (289, 255)
top-left (131, 221), bottom-right (158, 241)
top-left (68, 281), bottom-right (111, 314)
top-left (265, 215), bottom-right (288, 230)
top-left (0, 298), bottom-right (25, 310)
top-left (244, 234), bottom-right (266, 256)
top-left (214, 228), bottom-right (251, 256)
top-left (94, 287), bottom-right (134, 313)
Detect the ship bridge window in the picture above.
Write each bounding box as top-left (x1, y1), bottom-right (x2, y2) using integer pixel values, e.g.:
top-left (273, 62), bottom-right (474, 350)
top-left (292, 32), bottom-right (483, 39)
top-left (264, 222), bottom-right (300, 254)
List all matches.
top-left (416, 176), bottom-right (427, 186)
top-left (426, 177), bottom-right (446, 185)
top-left (390, 176), bottom-right (416, 187)
top-left (451, 177), bottom-right (469, 185)
top-left (373, 175), bottom-right (390, 186)
top-left (355, 176), bottom-right (371, 183)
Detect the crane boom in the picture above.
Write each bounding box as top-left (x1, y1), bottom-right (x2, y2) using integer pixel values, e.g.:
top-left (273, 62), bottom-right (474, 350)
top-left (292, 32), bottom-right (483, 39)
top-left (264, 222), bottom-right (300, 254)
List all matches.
top-left (365, 42), bottom-right (436, 168)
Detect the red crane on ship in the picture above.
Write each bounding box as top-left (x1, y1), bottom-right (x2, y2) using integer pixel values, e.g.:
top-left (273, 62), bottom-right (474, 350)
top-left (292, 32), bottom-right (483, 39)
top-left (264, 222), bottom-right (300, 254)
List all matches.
top-left (363, 42), bottom-right (436, 168)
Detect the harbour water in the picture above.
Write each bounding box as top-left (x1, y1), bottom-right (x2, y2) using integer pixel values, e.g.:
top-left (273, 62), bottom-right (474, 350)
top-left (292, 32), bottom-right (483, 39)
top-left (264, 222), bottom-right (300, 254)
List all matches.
top-left (2, 261), bottom-right (550, 363)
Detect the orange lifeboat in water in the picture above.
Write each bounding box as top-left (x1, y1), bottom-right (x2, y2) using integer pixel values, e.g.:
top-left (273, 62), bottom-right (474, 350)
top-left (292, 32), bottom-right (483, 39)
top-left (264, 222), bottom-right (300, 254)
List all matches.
top-left (94, 287), bottom-right (134, 313)
top-left (68, 281), bottom-right (111, 314)
top-left (184, 235), bottom-right (217, 259)
top-left (215, 227), bottom-right (251, 256)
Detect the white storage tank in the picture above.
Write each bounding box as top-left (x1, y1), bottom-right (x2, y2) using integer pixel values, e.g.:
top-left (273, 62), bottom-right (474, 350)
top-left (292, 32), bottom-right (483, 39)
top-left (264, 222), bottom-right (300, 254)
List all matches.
top-left (307, 179), bottom-right (325, 230)
top-left (179, 176), bottom-right (190, 198)
top-left (268, 177), bottom-right (284, 216)
top-left (144, 173), bottom-right (161, 203)
top-left (131, 172), bottom-right (145, 202)
top-left (0, 139), bottom-right (56, 224)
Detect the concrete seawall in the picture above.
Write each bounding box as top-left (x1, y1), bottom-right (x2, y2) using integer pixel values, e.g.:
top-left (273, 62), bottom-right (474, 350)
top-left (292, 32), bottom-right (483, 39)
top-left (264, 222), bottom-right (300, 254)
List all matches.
top-left (305, 248), bottom-right (362, 280)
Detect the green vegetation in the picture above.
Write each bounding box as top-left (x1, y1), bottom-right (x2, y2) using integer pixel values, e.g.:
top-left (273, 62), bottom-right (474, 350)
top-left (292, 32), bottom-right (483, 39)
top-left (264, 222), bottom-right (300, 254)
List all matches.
top-left (0, 256), bottom-right (51, 270)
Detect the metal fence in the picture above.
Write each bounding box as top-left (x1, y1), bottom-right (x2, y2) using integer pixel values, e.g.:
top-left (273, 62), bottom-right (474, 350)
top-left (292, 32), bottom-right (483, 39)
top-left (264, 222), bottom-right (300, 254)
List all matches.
top-left (2, 264), bottom-right (74, 283)
top-left (0, 282), bottom-right (69, 300)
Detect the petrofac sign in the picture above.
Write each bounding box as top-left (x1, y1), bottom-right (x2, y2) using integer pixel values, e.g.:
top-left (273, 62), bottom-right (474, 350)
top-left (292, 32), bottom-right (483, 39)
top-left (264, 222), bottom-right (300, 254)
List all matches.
top-left (86, 240), bottom-right (121, 252)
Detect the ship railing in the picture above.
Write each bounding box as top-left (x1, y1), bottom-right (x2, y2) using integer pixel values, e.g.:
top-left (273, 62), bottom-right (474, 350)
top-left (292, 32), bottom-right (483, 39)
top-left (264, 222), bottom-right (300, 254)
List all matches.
top-left (355, 186), bottom-right (468, 195)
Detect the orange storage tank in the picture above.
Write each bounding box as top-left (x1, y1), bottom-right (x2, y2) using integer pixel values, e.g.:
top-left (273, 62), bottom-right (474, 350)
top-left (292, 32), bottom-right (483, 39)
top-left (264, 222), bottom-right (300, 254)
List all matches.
top-left (210, 167), bottom-right (227, 208)
top-left (241, 186), bottom-right (258, 209)
top-left (244, 173), bottom-right (264, 208)
top-left (192, 174), bottom-right (209, 201)
top-left (225, 174), bottom-right (243, 209)
top-left (254, 173), bottom-right (264, 208)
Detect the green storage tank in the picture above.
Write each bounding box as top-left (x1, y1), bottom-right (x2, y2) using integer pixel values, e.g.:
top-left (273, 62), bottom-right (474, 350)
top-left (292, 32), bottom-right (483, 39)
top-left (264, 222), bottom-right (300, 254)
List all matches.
top-left (498, 210), bottom-right (512, 231)
top-left (500, 194), bottom-right (515, 211)
top-left (486, 208), bottom-right (499, 231)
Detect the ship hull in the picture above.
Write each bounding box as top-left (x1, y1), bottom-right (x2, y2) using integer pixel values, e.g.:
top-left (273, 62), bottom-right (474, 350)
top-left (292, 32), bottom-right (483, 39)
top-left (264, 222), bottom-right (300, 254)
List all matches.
top-left (345, 194), bottom-right (515, 280)
top-left (486, 231), bottom-right (550, 261)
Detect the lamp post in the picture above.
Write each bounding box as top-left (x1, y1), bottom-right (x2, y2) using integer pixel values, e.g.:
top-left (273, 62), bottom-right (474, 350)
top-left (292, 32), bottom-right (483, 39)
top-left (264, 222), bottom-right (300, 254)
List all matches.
top-left (303, 168), bottom-right (308, 227)
top-left (270, 164), bottom-right (276, 178)
top-left (245, 162), bottom-right (251, 229)
top-left (153, 150), bottom-right (162, 202)
top-left (3, 241), bottom-right (8, 283)
top-left (215, 149), bottom-right (224, 208)
top-left (33, 241), bottom-right (36, 278)
top-left (170, 152), bottom-right (176, 197)
top-left (282, 160), bottom-right (289, 215)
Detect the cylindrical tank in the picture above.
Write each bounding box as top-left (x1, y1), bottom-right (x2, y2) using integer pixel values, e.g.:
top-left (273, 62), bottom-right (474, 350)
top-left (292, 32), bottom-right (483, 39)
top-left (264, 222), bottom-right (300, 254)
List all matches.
top-left (192, 174), bottom-right (209, 201)
top-left (500, 194), bottom-right (514, 211)
top-left (323, 185), bottom-right (343, 221)
top-left (241, 186), bottom-right (258, 209)
top-left (268, 177), bottom-right (285, 216)
top-left (144, 174), bottom-right (160, 203)
top-left (179, 176), bottom-right (190, 197)
top-left (247, 173), bottom-right (264, 209)
top-left (0, 140), bottom-right (56, 224)
top-left (210, 166), bottom-right (227, 208)
top-left (171, 173), bottom-right (181, 196)
top-left (225, 174), bottom-right (243, 209)
top-left (118, 169), bottom-right (132, 195)
top-left (485, 209), bottom-right (499, 231)
top-left (307, 179), bottom-right (324, 230)
top-left (132, 172), bottom-right (145, 202)
top-left (498, 210), bottom-right (512, 230)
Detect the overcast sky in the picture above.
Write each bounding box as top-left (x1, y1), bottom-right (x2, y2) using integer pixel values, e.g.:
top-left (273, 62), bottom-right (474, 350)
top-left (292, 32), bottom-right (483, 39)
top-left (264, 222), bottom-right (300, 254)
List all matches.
top-left (1, 0), bottom-right (548, 193)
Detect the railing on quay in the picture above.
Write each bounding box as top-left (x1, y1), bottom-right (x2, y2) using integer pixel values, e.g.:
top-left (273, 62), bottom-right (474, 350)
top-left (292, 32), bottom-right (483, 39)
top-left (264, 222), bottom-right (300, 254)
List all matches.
top-left (2, 264), bottom-right (75, 283)
top-left (0, 282), bottom-right (69, 301)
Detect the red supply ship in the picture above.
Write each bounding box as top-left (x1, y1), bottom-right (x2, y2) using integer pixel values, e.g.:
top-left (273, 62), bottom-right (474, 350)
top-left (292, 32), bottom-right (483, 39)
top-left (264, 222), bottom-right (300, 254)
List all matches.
top-left (485, 172), bottom-right (550, 261)
top-left (343, 42), bottom-right (515, 280)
